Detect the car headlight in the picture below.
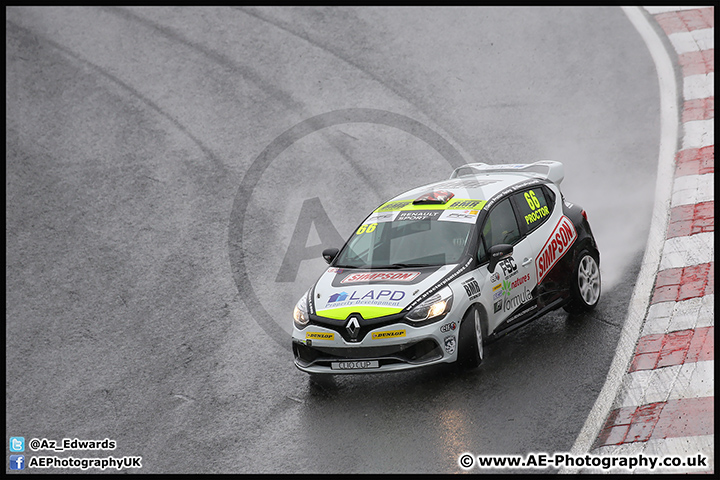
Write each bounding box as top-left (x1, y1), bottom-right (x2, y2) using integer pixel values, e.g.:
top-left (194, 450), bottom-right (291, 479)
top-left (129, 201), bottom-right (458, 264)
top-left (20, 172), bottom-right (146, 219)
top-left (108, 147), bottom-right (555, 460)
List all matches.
top-left (405, 286), bottom-right (453, 323)
top-left (293, 293), bottom-right (310, 328)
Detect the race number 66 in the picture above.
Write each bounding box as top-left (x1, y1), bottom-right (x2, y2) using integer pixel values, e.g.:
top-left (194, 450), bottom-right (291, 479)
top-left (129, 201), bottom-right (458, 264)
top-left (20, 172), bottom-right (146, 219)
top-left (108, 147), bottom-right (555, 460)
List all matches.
top-left (356, 223), bottom-right (378, 235)
top-left (525, 190), bottom-right (540, 210)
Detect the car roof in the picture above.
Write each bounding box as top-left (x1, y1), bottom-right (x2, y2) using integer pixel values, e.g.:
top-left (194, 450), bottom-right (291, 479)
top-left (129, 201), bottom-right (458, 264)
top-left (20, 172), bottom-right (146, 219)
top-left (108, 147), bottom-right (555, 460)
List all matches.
top-left (382, 161), bottom-right (564, 207)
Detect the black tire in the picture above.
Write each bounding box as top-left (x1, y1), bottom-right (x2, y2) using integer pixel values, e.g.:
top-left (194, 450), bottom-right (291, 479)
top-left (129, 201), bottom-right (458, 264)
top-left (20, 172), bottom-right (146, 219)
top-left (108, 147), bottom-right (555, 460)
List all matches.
top-left (564, 250), bottom-right (601, 314)
top-left (456, 305), bottom-right (485, 369)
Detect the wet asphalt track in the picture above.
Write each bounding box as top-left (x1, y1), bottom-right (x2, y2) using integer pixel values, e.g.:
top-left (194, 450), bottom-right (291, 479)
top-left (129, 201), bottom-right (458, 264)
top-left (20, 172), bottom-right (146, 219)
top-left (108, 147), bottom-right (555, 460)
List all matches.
top-left (6, 7), bottom-right (660, 473)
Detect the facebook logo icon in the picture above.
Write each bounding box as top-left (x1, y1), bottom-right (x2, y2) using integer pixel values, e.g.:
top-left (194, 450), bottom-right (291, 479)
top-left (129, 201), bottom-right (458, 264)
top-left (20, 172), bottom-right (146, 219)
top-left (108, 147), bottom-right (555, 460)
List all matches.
top-left (10, 436), bottom-right (25, 452)
top-left (10, 455), bottom-right (25, 470)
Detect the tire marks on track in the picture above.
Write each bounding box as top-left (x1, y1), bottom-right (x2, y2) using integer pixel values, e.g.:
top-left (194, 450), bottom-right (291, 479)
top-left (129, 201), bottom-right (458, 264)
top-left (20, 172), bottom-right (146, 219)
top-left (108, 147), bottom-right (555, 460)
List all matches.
top-left (236, 6), bottom-right (483, 160)
top-left (106, 6), bottom-right (304, 112)
top-left (6, 18), bottom-right (228, 175)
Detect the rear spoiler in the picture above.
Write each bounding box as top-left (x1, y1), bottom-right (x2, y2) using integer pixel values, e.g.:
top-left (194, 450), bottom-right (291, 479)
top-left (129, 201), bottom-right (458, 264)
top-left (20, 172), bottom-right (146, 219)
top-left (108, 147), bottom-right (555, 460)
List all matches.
top-left (450, 160), bottom-right (565, 185)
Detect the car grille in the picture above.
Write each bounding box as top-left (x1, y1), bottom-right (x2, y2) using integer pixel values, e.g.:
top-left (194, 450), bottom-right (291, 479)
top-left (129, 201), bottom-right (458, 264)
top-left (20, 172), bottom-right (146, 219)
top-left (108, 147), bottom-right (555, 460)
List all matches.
top-left (307, 310), bottom-right (447, 343)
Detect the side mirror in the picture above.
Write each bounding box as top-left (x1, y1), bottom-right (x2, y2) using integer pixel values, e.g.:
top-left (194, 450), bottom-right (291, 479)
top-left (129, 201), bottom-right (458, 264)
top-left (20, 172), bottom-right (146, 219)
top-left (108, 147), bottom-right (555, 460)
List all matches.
top-left (322, 248), bottom-right (339, 265)
top-left (488, 244), bottom-right (513, 273)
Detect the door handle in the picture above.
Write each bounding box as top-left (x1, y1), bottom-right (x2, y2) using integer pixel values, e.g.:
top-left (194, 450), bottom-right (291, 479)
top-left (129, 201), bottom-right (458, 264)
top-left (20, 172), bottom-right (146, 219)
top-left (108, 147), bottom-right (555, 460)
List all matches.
top-left (522, 257), bottom-right (532, 266)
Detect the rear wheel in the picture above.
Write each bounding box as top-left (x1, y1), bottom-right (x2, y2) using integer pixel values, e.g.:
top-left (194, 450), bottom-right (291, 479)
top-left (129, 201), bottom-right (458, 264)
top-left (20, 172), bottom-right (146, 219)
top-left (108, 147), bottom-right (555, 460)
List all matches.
top-left (457, 306), bottom-right (485, 369)
top-left (564, 250), bottom-right (601, 314)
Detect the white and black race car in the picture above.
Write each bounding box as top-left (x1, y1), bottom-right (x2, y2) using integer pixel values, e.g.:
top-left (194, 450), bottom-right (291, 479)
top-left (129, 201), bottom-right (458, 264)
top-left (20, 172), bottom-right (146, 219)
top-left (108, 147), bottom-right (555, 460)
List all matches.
top-left (292, 161), bottom-right (600, 374)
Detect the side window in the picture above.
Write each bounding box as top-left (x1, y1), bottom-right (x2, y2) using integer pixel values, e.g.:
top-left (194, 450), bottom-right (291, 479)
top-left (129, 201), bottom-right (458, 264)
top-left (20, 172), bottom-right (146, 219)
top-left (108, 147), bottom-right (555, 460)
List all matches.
top-left (478, 198), bottom-right (520, 263)
top-left (514, 187), bottom-right (553, 233)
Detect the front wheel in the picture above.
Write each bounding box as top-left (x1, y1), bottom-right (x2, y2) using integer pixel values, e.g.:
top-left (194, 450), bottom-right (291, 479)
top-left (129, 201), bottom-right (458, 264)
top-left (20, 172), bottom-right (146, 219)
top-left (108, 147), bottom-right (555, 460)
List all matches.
top-left (456, 306), bottom-right (485, 369)
top-left (564, 250), bottom-right (601, 314)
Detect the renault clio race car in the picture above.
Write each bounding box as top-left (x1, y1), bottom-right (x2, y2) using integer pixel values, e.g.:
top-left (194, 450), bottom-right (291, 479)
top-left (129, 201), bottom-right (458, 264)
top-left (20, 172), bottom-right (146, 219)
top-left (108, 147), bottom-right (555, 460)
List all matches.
top-left (292, 161), bottom-right (601, 374)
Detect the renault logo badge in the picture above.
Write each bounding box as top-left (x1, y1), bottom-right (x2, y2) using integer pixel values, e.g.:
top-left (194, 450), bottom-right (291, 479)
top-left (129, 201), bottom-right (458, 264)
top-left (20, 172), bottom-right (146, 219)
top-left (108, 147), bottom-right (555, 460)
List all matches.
top-left (346, 316), bottom-right (360, 339)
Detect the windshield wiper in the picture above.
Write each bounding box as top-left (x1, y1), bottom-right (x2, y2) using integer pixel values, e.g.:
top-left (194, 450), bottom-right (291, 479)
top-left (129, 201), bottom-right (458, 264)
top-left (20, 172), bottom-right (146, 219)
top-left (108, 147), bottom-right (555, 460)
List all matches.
top-left (370, 263), bottom-right (434, 269)
top-left (333, 263), bottom-right (436, 269)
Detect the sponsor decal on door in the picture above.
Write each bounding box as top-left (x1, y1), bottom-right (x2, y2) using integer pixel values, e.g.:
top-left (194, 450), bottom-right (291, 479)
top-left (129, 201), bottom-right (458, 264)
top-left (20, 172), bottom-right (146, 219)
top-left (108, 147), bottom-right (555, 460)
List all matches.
top-left (536, 216), bottom-right (577, 282)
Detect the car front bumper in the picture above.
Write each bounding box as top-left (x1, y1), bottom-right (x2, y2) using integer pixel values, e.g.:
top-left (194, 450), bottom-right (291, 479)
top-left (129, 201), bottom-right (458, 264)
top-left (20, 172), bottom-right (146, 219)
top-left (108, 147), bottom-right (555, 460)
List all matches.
top-left (292, 321), bottom-right (459, 374)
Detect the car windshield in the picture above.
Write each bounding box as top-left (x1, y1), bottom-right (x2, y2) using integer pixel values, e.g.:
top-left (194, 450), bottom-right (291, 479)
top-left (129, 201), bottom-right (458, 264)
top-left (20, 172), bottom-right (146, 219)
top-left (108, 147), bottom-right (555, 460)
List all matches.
top-left (334, 217), bottom-right (474, 268)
